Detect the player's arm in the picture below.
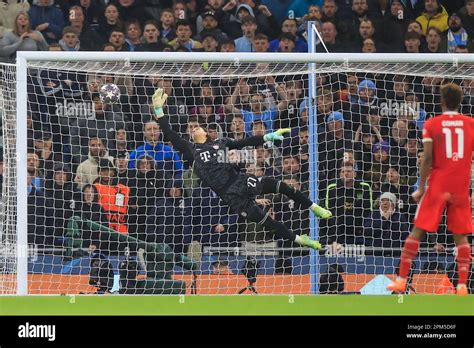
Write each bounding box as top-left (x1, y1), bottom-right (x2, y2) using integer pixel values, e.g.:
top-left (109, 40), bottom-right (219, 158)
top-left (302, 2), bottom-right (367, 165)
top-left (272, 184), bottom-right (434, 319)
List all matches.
top-left (226, 128), bottom-right (291, 150)
top-left (152, 89), bottom-right (195, 164)
top-left (413, 138), bottom-right (433, 202)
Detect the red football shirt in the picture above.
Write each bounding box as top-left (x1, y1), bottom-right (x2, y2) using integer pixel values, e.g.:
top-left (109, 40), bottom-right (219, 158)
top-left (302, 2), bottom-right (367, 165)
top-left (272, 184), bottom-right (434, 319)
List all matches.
top-left (422, 112), bottom-right (474, 193)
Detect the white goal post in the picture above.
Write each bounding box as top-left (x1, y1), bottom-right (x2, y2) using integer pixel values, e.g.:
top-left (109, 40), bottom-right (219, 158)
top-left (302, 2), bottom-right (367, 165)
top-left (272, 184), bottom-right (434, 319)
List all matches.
top-left (6, 51), bottom-right (474, 295)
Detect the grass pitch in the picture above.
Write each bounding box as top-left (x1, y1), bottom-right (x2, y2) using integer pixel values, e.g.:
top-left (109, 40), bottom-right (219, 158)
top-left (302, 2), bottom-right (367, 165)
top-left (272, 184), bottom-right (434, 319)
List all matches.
top-left (0, 295), bottom-right (472, 316)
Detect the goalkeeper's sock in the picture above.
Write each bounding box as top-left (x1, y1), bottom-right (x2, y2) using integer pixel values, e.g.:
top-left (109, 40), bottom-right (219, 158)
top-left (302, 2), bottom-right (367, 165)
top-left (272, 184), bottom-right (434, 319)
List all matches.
top-left (276, 180), bottom-right (313, 208)
top-left (456, 243), bottom-right (471, 287)
top-left (398, 235), bottom-right (421, 279)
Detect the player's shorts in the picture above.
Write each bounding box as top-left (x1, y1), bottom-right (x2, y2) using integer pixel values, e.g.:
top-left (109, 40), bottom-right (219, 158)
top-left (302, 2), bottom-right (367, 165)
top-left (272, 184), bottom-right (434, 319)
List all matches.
top-left (414, 188), bottom-right (472, 234)
top-left (219, 174), bottom-right (263, 214)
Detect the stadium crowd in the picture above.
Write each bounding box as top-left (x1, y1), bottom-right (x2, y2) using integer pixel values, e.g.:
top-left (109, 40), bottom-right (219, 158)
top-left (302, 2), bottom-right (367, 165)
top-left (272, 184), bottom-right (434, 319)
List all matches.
top-left (0, 0), bottom-right (473, 272)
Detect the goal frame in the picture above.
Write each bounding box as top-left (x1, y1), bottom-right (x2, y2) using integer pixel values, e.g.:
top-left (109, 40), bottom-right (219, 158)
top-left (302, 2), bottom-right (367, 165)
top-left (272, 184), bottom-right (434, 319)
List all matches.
top-left (14, 51), bottom-right (474, 295)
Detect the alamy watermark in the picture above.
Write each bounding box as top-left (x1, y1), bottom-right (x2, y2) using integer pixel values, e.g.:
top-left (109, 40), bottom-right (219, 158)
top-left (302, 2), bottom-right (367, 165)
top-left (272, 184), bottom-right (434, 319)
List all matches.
top-left (379, 100), bottom-right (421, 120)
top-left (18, 322), bottom-right (56, 341)
top-left (56, 100), bottom-right (95, 118)
top-left (325, 244), bottom-right (366, 262)
top-left (200, 148), bottom-right (257, 165)
top-left (0, 243), bottom-right (38, 261)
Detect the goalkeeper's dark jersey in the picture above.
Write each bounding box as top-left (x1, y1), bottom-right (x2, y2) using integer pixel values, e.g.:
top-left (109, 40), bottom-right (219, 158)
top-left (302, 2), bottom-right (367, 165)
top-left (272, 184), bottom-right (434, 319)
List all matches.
top-left (158, 118), bottom-right (265, 194)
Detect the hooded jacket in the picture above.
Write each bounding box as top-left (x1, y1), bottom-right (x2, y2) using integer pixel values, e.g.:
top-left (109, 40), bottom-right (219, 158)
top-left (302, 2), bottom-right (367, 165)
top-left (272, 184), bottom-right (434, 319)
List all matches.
top-left (28, 0), bottom-right (65, 43)
top-left (75, 150), bottom-right (114, 190)
top-left (416, 5), bottom-right (449, 34)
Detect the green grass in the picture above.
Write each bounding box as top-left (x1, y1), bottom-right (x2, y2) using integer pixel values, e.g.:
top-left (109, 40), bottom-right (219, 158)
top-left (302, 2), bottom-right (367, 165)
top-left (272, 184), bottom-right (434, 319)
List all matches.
top-left (0, 295), bottom-right (472, 316)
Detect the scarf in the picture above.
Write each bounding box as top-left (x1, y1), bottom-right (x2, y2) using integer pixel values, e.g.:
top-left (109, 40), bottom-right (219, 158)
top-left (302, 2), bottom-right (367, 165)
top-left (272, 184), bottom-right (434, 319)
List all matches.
top-left (447, 28), bottom-right (468, 53)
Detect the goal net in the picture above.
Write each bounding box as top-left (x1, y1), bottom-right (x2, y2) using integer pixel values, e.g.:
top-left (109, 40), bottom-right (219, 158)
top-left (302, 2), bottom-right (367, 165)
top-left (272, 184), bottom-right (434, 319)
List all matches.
top-left (1, 53), bottom-right (473, 295)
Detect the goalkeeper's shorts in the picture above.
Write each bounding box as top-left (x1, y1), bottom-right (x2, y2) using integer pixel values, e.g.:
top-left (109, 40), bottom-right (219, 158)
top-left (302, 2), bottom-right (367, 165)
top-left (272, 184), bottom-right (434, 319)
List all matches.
top-left (219, 174), bottom-right (264, 214)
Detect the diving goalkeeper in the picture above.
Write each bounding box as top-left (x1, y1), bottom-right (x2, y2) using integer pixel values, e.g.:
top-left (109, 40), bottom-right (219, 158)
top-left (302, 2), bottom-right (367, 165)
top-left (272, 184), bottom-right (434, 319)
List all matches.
top-left (152, 88), bottom-right (332, 250)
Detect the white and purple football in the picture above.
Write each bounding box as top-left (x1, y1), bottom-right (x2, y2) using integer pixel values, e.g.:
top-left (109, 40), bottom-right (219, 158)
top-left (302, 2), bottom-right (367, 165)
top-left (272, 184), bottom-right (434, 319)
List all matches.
top-left (99, 83), bottom-right (121, 104)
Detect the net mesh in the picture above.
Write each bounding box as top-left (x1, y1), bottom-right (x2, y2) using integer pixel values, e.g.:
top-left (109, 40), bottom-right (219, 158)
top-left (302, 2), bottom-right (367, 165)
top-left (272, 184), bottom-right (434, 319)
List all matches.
top-left (0, 63), bottom-right (18, 294)
top-left (1, 58), bottom-right (473, 295)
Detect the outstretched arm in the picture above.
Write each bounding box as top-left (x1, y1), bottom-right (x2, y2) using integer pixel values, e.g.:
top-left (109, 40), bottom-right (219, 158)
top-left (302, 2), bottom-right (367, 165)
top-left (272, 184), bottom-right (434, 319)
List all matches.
top-left (226, 128), bottom-right (291, 150)
top-left (153, 89), bottom-right (195, 164)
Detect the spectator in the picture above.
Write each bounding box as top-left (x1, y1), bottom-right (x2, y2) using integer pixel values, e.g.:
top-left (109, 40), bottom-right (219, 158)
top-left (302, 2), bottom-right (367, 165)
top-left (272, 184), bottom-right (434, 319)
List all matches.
top-left (318, 21), bottom-right (345, 52)
top-left (109, 127), bottom-right (129, 159)
top-left (297, 4), bottom-right (322, 34)
top-left (252, 33), bottom-right (269, 52)
top-left (27, 150), bottom-right (43, 192)
top-left (321, 0), bottom-right (339, 22)
top-left (455, 44), bottom-right (470, 52)
top-left (363, 140), bottom-right (390, 192)
top-left (382, 0), bottom-right (410, 52)
top-left (460, 0), bottom-right (474, 40)
top-left (94, 158), bottom-right (131, 235)
top-left (361, 37), bottom-right (377, 52)
top-left (71, 94), bottom-right (125, 160)
top-left (116, 0), bottom-right (151, 26)
top-left (220, 38), bottom-right (236, 51)
top-left (168, 19), bottom-right (202, 50)
top-left (226, 82), bottom-right (288, 136)
top-left (288, 0), bottom-right (323, 18)
top-left (133, 155), bottom-right (166, 241)
top-left (173, 0), bottom-right (188, 21)
top-left (34, 131), bottom-right (62, 190)
top-left (349, 79), bottom-right (381, 132)
top-left (73, 183), bottom-right (109, 250)
top-left (75, 137), bottom-right (114, 190)
top-left (318, 111), bottom-right (353, 183)
top-left (135, 20), bottom-right (165, 52)
top-left (194, 10), bottom-right (228, 44)
top-left (416, 0), bottom-right (449, 34)
top-left (108, 28), bottom-right (129, 51)
top-left (405, 31), bottom-right (421, 53)
top-left (356, 18), bottom-right (383, 52)
top-left (28, 0), bottom-right (64, 44)
top-left (224, 1), bottom-right (277, 39)
top-left (98, 3), bottom-right (122, 42)
top-left (200, 32), bottom-right (219, 52)
top-left (447, 12), bottom-right (470, 53)
top-left (323, 165), bottom-right (373, 246)
top-left (423, 26), bottom-right (446, 52)
top-left (0, 0), bottom-right (30, 39)
top-left (269, 17), bottom-right (308, 52)
top-left (276, 32), bottom-right (297, 52)
top-left (124, 20), bottom-right (142, 51)
top-left (234, 15), bottom-right (258, 52)
top-left (229, 114), bottom-right (247, 140)
top-left (363, 192), bottom-right (410, 256)
top-left (461, 78), bottom-right (474, 115)
top-left (58, 26), bottom-right (80, 51)
top-left (380, 164), bottom-right (411, 214)
top-left (128, 120), bottom-right (183, 175)
top-left (389, 119), bottom-right (409, 167)
top-left (27, 173), bottom-right (55, 246)
top-left (45, 163), bottom-right (78, 241)
top-left (68, 5), bottom-right (104, 51)
top-left (159, 8), bottom-right (176, 44)
top-left (338, 0), bottom-right (372, 44)
top-left (154, 179), bottom-right (193, 254)
top-left (78, 0), bottom-right (102, 26)
top-left (115, 150), bottom-right (136, 189)
top-left (1, 12), bottom-right (48, 63)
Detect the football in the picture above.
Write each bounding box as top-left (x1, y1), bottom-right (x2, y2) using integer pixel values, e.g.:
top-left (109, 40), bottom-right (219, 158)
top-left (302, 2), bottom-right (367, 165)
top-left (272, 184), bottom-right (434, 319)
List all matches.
top-left (99, 83), bottom-right (121, 104)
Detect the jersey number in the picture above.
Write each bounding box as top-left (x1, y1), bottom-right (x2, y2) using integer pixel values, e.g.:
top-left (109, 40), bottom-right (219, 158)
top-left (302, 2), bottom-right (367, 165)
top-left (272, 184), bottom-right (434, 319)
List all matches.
top-left (247, 177), bottom-right (258, 188)
top-left (442, 127), bottom-right (464, 160)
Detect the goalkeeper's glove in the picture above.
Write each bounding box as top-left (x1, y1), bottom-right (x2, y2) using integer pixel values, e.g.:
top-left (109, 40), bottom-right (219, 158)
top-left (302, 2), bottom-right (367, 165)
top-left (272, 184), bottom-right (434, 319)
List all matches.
top-left (152, 88), bottom-right (168, 119)
top-left (263, 128), bottom-right (291, 143)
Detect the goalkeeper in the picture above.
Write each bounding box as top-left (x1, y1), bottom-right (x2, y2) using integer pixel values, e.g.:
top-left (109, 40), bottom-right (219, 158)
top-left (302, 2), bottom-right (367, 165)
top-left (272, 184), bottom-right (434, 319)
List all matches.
top-left (152, 88), bottom-right (332, 250)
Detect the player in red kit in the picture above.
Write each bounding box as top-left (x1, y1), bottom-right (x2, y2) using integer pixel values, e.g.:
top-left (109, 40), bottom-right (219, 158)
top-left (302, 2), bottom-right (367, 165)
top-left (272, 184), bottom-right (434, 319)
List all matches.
top-left (387, 83), bottom-right (473, 296)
